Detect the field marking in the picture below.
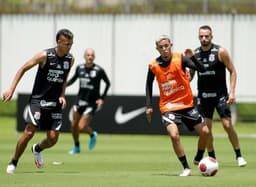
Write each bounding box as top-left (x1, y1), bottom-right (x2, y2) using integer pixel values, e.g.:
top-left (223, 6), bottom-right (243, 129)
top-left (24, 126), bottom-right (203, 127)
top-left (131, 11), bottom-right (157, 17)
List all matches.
top-left (214, 134), bottom-right (256, 138)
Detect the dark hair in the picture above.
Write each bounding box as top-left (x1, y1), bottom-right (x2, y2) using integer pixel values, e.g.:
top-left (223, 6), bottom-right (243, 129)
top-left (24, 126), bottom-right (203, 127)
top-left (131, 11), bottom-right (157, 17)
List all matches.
top-left (56, 29), bottom-right (73, 42)
top-left (199, 25), bottom-right (212, 32)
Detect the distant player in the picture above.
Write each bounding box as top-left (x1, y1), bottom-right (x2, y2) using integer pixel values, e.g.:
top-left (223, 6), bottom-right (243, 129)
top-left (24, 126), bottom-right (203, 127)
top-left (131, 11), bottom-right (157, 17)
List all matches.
top-left (190, 25), bottom-right (247, 166)
top-left (68, 48), bottom-right (110, 154)
top-left (3, 29), bottom-right (74, 174)
top-left (145, 35), bottom-right (209, 176)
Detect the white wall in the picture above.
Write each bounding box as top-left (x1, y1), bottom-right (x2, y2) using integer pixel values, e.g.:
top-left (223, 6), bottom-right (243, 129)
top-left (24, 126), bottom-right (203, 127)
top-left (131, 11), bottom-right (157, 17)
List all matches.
top-left (0, 14), bottom-right (255, 102)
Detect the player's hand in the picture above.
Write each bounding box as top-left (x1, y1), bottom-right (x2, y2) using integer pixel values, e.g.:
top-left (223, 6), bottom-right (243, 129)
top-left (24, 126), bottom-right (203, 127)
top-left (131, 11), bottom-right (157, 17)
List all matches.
top-left (146, 108), bottom-right (153, 123)
top-left (2, 89), bottom-right (14, 102)
top-left (227, 93), bottom-right (236, 105)
top-left (184, 48), bottom-right (194, 58)
top-left (96, 99), bottom-right (104, 110)
top-left (59, 97), bottom-right (66, 109)
top-left (96, 99), bottom-right (104, 107)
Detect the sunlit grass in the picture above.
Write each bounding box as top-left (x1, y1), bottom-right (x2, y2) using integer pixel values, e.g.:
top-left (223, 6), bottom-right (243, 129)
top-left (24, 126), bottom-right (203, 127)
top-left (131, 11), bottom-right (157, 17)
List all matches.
top-left (0, 117), bottom-right (255, 187)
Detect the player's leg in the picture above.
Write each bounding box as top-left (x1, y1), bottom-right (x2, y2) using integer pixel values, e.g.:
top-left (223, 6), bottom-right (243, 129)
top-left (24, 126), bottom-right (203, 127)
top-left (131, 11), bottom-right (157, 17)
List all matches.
top-left (79, 114), bottom-right (97, 150)
top-left (221, 117), bottom-right (247, 166)
top-left (71, 109), bottom-right (82, 143)
top-left (217, 97), bottom-right (247, 166)
top-left (221, 117), bottom-right (239, 148)
top-left (79, 114), bottom-right (93, 133)
top-left (197, 98), bottom-right (216, 158)
top-left (205, 118), bottom-right (216, 158)
top-left (32, 108), bottom-right (62, 167)
top-left (39, 129), bottom-right (60, 149)
top-left (193, 121), bottom-right (209, 164)
top-left (69, 108), bottom-right (82, 154)
top-left (6, 123), bottom-right (37, 174)
top-left (32, 129), bottom-right (60, 168)
top-left (181, 107), bottom-right (209, 165)
top-left (166, 124), bottom-right (191, 176)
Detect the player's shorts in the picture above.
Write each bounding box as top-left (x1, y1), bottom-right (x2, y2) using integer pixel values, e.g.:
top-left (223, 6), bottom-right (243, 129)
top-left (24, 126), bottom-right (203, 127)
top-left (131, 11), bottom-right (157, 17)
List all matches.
top-left (73, 99), bottom-right (98, 115)
top-left (23, 102), bottom-right (62, 131)
top-left (196, 96), bottom-right (231, 119)
top-left (161, 107), bottom-right (204, 131)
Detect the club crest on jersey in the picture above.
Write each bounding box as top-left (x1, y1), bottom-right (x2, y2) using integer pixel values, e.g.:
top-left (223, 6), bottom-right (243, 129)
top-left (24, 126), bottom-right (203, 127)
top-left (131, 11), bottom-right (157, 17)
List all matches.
top-left (63, 61), bottom-right (70, 69)
top-left (90, 70), bottom-right (96, 78)
top-left (168, 113), bottom-right (175, 120)
top-left (209, 54), bottom-right (215, 62)
top-left (34, 112), bottom-right (41, 120)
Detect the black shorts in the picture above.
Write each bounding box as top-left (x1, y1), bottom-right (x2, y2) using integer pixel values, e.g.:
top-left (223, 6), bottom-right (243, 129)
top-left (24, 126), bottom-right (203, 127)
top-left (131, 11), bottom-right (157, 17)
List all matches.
top-left (23, 103), bottom-right (63, 131)
top-left (196, 96), bottom-right (231, 119)
top-left (161, 107), bottom-right (203, 131)
top-left (73, 99), bottom-right (98, 115)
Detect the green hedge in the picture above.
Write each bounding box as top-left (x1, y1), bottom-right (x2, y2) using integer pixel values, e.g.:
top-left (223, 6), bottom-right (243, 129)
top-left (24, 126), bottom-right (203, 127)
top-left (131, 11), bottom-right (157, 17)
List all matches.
top-left (0, 100), bottom-right (16, 117)
top-left (237, 103), bottom-right (256, 122)
top-left (0, 0), bottom-right (256, 14)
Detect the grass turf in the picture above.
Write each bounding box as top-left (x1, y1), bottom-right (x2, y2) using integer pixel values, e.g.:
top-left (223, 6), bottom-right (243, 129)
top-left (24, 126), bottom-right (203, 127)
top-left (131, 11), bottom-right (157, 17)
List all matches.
top-left (0, 117), bottom-right (255, 187)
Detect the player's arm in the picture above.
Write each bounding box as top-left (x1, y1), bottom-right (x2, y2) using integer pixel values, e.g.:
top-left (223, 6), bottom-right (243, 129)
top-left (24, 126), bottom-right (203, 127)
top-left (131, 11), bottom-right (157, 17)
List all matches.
top-left (59, 56), bottom-right (75, 109)
top-left (189, 69), bottom-right (196, 81)
top-left (218, 47), bottom-right (237, 104)
top-left (96, 70), bottom-right (111, 109)
top-left (183, 49), bottom-right (196, 81)
top-left (66, 63), bottom-right (78, 87)
top-left (2, 51), bottom-right (47, 101)
top-left (100, 70), bottom-right (111, 100)
top-left (145, 68), bottom-right (155, 123)
top-left (183, 49), bottom-right (205, 73)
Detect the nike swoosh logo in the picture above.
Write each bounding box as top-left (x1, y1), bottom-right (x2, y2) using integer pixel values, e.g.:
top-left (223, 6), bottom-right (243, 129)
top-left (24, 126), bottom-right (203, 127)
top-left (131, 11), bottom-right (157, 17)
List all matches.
top-left (115, 106), bottom-right (146, 125)
top-left (55, 122), bottom-right (62, 131)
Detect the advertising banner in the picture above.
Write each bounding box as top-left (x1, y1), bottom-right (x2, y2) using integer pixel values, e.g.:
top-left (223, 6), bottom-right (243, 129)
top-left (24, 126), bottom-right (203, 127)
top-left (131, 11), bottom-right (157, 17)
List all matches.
top-left (17, 94), bottom-right (196, 135)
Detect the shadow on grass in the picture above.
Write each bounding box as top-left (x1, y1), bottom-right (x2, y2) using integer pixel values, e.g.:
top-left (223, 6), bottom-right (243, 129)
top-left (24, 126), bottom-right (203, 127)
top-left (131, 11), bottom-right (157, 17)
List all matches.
top-left (16, 170), bottom-right (81, 174)
top-left (152, 172), bottom-right (202, 177)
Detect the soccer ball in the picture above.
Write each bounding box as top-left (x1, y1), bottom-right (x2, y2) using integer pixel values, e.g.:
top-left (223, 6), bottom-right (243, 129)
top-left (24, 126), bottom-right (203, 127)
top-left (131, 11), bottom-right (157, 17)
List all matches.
top-left (198, 157), bottom-right (219, 176)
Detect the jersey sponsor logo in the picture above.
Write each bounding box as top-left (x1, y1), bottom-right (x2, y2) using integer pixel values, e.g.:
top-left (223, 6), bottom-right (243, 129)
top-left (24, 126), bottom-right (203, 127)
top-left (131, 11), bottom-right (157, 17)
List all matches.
top-left (202, 92), bottom-right (217, 98)
top-left (51, 113), bottom-right (62, 119)
top-left (161, 80), bottom-right (176, 90)
top-left (165, 102), bottom-right (184, 109)
top-left (164, 85), bottom-right (185, 96)
top-left (161, 80), bottom-right (185, 96)
top-left (40, 100), bottom-right (57, 107)
top-left (47, 69), bottom-right (64, 83)
top-left (80, 78), bottom-right (94, 89)
top-left (203, 63), bottom-right (209, 68)
top-left (199, 70), bottom-right (215, 76)
top-left (115, 106), bottom-right (146, 125)
top-left (78, 100), bottom-right (88, 106)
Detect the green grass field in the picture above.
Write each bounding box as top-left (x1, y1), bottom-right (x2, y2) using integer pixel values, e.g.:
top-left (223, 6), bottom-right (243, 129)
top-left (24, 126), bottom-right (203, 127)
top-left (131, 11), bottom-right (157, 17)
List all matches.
top-left (0, 117), bottom-right (255, 187)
